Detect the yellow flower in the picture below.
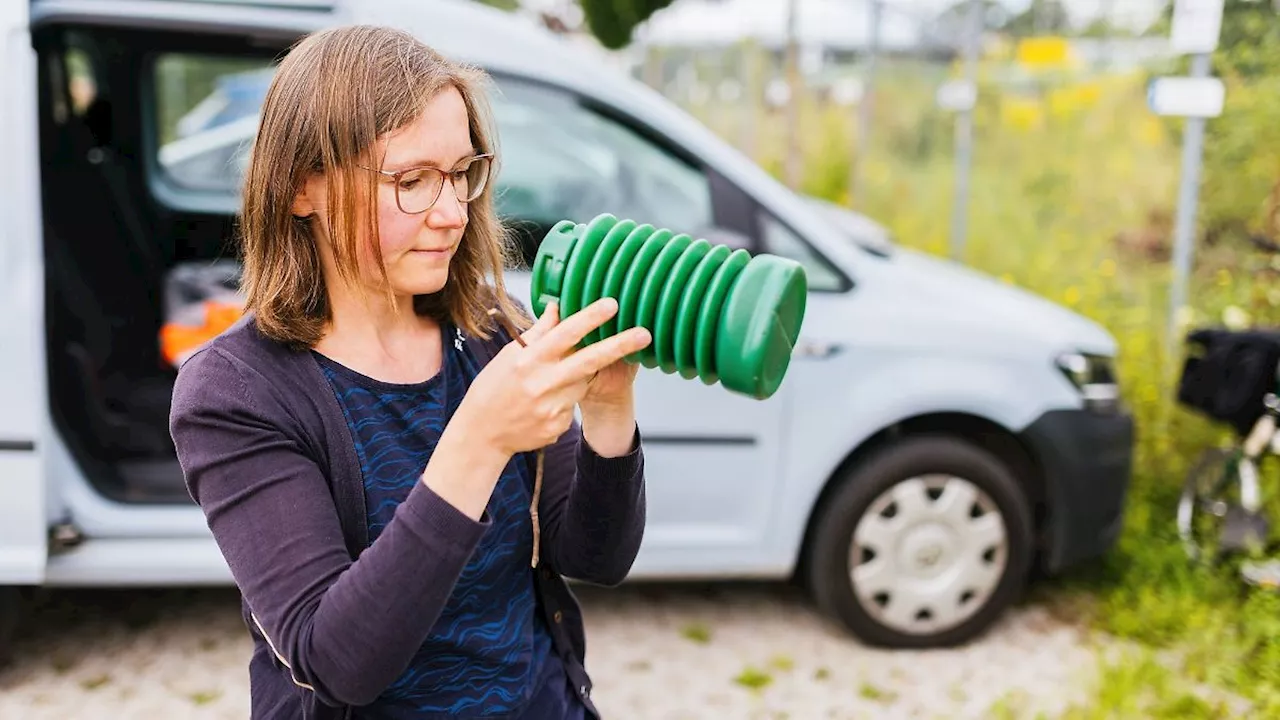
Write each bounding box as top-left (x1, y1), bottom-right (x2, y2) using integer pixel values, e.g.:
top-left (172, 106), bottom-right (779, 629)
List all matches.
top-left (1223, 305), bottom-right (1250, 330)
top-left (1000, 273), bottom-right (1015, 285)
top-left (1001, 99), bottom-right (1043, 132)
top-left (1064, 286), bottom-right (1081, 305)
top-left (1072, 82), bottom-right (1101, 108)
top-left (1138, 117), bottom-right (1164, 147)
top-left (1141, 384), bottom-right (1159, 404)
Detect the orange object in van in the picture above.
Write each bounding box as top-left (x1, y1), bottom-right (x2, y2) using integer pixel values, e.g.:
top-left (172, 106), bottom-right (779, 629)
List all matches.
top-left (160, 300), bottom-right (245, 367)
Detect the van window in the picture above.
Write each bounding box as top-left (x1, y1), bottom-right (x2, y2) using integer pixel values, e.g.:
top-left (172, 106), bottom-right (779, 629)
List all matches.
top-left (486, 79), bottom-right (715, 263)
top-left (151, 53), bottom-right (276, 192)
top-left (759, 212), bottom-right (847, 292)
top-left (64, 48), bottom-right (98, 118)
top-left (144, 58), bottom-right (716, 254)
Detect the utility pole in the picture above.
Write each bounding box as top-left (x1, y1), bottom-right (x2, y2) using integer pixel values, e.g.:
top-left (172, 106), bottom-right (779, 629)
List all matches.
top-left (1099, 0), bottom-right (1114, 70)
top-left (739, 40), bottom-right (759, 162)
top-left (949, 0), bottom-right (982, 260)
top-left (850, 0), bottom-right (881, 208)
top-left (784, 0), bottom-right (802, 189)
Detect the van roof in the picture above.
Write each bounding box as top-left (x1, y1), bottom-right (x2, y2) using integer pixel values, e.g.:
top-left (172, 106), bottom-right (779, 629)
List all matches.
top-left (29, 0), bottom-right (875, 270)
top-left (31, 0), bottom-right (624, 93)
top-left (30, 0), bottom-right (768, 194)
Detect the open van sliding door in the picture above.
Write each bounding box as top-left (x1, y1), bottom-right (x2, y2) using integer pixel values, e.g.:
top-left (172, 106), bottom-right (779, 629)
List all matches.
top-left (0, 0), bottom-right (49, 586)
top-left (24, 0), bottom-right (336, 586)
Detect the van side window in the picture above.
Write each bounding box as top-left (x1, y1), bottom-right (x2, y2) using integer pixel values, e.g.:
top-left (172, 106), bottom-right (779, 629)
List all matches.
top-left (64, 48), bottom-right (98, 118)
top-left (151, 53), bottom-right (276, 192)
top-left (759, 212), bottom-right (847, 292)
top-left (486, 78), bottom-right (715, 266)
top-left (142, 60), bottom-right (717, 257)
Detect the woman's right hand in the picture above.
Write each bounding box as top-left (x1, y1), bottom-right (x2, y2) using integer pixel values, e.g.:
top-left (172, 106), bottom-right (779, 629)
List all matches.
top-left (458, 297), bottom-right (652, 457)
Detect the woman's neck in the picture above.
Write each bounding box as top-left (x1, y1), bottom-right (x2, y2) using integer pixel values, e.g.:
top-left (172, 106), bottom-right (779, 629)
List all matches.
top-left (315, 285), bottom-right (444, 385)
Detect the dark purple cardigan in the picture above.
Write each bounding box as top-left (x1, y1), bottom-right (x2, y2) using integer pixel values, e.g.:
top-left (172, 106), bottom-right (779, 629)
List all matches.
top-left (168, 309), bottom-right (646, 719)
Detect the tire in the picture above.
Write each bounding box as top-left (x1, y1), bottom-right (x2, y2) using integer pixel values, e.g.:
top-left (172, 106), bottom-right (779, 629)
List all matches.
top-left (1177, 446), bottom-right (1237, 565)
top-left (804, 434), bottom-right (1035, 648)
top-left (0, 586), bottom-right (23, 667)
top-left (1178, 446), bottom-right (1271, 563)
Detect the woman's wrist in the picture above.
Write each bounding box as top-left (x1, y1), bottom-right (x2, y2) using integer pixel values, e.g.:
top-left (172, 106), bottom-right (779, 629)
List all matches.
top-left (579, 399), bottom-right (637, 458)
top-left (421, 406), bottom-right (512, 520)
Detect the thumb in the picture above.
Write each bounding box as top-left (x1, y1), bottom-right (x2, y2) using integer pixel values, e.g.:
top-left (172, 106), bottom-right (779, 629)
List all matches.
top-left (519, 302), bottom-right (560, 347)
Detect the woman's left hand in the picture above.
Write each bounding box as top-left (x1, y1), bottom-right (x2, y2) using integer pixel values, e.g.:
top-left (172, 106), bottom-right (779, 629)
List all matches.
top-left (582, 354), bottom-right (641, 411)
top-left (579, 319), bottom-right (649, 457)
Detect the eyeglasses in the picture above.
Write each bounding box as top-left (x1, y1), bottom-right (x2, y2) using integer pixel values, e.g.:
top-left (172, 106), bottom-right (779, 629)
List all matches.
top-left (359, 153), bottom-right (493, 214)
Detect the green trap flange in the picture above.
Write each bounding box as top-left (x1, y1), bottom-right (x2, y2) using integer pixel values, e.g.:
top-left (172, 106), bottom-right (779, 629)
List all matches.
top-left (529, 213), bottom-right (807, 400)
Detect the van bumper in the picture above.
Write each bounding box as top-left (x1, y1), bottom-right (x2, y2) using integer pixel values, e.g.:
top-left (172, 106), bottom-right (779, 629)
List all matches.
top-left (1017, 407), bottom-right (1135, 573)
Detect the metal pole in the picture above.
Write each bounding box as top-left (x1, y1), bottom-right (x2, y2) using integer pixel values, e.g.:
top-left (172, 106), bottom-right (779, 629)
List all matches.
top-left (1168, 51), bottom-right (1213, 350)
top-left (850, 0), bottom-right (881, 208)
top-left (785, 0), bottom-right (802, 189)
top-left (1100, 0), bottom-right (1114, 71)
top-left (740, 40), bottom-right (759, 162)
top-left (949, 0), bottom-right (981, 260)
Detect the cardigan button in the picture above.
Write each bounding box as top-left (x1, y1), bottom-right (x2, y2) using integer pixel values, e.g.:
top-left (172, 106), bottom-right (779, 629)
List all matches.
top-left (553, 610), bottom-right (563, 623)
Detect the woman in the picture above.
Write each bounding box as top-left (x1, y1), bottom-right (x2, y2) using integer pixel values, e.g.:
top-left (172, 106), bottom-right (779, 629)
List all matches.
top-left (169, 24), bottom-right (652, 720)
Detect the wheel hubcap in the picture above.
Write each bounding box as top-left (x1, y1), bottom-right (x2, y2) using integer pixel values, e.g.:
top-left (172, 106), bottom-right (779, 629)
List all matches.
top-left (899, 522), bottom-right (955, 578)
top-left (849, 475), bottom-right (1008, 636)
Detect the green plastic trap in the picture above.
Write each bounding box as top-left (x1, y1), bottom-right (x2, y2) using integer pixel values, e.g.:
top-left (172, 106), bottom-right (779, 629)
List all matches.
top-left (529, 213), bottom-right (808, 400)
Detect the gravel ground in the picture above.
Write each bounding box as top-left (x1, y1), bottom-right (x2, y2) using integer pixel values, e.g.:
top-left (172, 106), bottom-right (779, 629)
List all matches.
top-left (0, 581), bottom-right (1107, 719)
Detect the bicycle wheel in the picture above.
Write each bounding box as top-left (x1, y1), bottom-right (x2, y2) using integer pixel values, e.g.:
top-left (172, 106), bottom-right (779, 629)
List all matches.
top-left (1177, 446), bottom-right (1244, 564)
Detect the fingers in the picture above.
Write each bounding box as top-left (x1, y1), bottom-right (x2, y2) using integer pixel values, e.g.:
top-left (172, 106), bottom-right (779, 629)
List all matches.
top-left (554, 326), bottom-right (651, 383)
top-left (531, 298), bottom-right (620, 359)
top-left (519, 302), bottom-right (560, 347)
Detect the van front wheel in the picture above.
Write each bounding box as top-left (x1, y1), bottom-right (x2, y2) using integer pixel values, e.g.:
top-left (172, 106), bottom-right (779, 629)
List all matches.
top-left (804, 435), bottom-right (1034, 648)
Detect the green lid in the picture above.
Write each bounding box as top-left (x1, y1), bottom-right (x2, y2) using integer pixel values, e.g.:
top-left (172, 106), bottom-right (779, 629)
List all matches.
top-left (530, 219), bottom-right (581, 318)
top-left (715, 255), bottom-right (808, 400)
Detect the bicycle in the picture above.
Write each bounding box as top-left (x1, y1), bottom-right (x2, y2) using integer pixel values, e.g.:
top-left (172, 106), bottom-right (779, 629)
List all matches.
top-left (1176, 327), bottom-right (1280, 589)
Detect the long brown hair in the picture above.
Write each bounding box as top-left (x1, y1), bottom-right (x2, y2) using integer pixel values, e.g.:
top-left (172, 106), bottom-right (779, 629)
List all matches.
top-left (239, 24), bottom-right (528, 349)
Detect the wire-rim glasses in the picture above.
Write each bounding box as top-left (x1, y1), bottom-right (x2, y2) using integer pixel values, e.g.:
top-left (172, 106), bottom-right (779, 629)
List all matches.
top-left (359, 153), bottom-right (493, 214)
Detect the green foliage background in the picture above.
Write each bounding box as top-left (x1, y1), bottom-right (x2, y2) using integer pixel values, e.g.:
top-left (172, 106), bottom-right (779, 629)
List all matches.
top-left (657, 2), bottom-right (1280, 714)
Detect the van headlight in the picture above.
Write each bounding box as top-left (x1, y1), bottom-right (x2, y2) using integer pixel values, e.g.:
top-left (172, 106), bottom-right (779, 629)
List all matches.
top-left (1056, 352), bottom-right (1119, 413)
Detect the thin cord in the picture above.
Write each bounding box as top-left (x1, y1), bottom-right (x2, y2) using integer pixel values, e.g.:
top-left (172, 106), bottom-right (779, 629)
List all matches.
top-left (488, 308), bottom-right (544, 568)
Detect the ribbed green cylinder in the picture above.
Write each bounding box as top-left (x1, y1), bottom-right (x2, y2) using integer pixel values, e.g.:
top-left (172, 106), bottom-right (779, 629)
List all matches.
top-left (529, 213), bottom-right (807, 400)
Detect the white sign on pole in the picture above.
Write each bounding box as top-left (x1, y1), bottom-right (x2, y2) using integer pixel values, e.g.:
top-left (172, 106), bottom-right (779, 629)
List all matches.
top-left (1170, 0), bottom-right (1225, 54)
top-left (1148, 76), bottom-right (1226, 117)
top-left (936, 80), bottom-right (976, 112)
top-left (831, 78), bottom-right (864, 107)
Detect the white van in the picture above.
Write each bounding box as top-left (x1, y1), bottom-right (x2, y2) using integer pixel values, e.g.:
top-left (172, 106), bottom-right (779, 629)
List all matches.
top-left (1, 0), bottom-right (1133, 652)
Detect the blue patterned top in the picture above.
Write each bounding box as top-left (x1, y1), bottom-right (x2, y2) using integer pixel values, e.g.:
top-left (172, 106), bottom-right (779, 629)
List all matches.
top-left (314, 324), bottom-right (563, 719)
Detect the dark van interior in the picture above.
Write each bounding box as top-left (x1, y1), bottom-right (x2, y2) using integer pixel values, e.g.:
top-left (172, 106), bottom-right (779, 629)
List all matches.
top-left (32, 23), bottom-right (291, 504)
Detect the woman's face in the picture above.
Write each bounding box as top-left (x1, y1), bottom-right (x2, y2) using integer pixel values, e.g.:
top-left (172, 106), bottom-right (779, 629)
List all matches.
top-left (297, 85), bottom-right (477, 301)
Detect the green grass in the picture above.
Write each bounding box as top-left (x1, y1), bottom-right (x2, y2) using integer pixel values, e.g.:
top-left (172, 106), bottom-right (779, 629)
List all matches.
top-left (858, 682), bottom-right (897, 703)
top-left (681, 58), bottom-right (1280, 716)
top-left (733, 665), bottom-right (773, 691)
top-left (679, 622), bottom-right (712, 644)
